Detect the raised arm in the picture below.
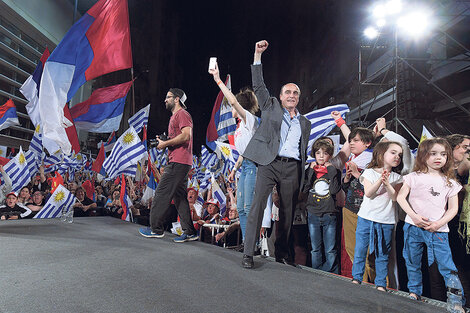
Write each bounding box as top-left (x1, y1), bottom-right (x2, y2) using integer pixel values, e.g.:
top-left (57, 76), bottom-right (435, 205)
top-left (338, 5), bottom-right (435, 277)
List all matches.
top-left (331, 111), bottom-right (351, 167)
top-left (209, 62), bottom-right (247, 123)
top-left (251, 40), bottom-right (271, 111)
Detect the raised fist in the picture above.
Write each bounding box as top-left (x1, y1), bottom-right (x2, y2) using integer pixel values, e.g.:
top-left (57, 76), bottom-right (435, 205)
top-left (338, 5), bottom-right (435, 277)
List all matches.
top-left (255, 40), bottom-right (269, 54)
top-left (331, 111), bottom-right (342, 121)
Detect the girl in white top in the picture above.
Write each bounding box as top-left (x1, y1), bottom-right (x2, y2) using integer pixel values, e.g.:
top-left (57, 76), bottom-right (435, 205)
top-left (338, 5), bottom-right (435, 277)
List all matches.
top-left (351, 141), bottom-right (403, 291)
top-left (209, 61), bottom-right (259, 242)
top-left (397, 138), bottom-right (464, 305)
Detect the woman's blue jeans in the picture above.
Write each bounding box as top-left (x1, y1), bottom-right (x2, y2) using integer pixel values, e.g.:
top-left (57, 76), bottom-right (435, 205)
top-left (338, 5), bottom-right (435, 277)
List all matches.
top-left (237, 159), bottom-right (257, 241)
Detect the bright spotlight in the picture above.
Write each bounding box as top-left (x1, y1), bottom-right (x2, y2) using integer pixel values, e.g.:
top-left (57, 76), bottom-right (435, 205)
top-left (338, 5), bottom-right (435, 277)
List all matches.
top-left (397, 11), bottom-right (431, 37)
top-left (364, 27), bottom-right (379, 39)
top-left (386, 0), bottom-right (402, 15)
top-left (376, 19), bottom-right (386, 27)
top-left (372, 4), bottom-right (387, 18)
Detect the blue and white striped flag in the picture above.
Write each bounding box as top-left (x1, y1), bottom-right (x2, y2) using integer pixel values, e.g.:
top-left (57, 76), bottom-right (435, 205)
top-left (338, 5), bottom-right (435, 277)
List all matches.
top-left (34, 185), bottom-right (75, 218)
top-left (29, 125), bottom-right (43, 156)
top-left (304, 104), bottom-right (349, 156)
top-left (128, 103), bottom-right (150, 134)
top-left (115, 164), bottom-right (137, 178)
top-left (211, 174), bottom-right (226, 217)
top-left (3, 147), bottom-right (31, 192)
top-left (201, 145), bottom-right (217, 170)
top-left (103, 127), bottom-right (146, 179)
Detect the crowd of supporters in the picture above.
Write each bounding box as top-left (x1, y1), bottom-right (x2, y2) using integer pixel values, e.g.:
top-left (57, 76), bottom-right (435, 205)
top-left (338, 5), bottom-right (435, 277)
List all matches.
top-left (1, 114), bottom-right (469, 308)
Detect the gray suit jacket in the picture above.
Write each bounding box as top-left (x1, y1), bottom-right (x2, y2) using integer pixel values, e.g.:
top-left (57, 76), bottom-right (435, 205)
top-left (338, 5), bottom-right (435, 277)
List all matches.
top-left (243, 64), bottom-right (311, 187)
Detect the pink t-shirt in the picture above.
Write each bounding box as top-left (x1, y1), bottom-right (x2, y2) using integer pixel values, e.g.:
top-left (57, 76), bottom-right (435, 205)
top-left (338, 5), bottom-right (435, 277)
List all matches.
top-left (403, 172), bottom-right (461, 232)
top-left (167, 109), bottom-right (193, 166)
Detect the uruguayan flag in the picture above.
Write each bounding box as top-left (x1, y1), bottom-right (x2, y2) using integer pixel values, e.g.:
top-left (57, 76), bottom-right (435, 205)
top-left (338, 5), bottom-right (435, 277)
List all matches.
top-left (3, 147), bottom-right (31, 192)
top-left (211, 174), bottom-right (226, 217)
top-left (201, 145), bottom-right (218, 170)
top-left (103, 127), bottom-right (146, 179)
top-left (304, 104), bottom-right (349, 156)
top-left (29, 125), bottom-right (43, 156)
top-left (34, 185), bottom-right (75, 218)
top-left (128, 104), bottom-right (150, 134)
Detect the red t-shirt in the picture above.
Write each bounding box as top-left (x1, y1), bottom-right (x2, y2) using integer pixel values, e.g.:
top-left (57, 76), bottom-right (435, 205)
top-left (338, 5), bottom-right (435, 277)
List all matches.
top-left (168, 109), bottom-right (193, 165)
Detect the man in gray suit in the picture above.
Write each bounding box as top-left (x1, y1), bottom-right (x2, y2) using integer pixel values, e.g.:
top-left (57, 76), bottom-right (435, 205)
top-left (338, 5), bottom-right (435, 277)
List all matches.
top-left (242, 40), bottom-right (311, 268)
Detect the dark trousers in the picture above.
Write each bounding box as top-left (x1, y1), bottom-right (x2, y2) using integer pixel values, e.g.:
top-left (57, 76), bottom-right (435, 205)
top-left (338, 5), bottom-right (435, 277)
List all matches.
top-left (149, 162), bottom-right (196, 235)
top-left (244, 159), bottom-right (300, 259)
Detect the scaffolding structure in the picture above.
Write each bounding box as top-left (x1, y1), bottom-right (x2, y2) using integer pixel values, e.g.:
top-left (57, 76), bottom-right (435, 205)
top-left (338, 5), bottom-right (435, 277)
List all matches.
top-left (349, 0), bottom-right (470, 146)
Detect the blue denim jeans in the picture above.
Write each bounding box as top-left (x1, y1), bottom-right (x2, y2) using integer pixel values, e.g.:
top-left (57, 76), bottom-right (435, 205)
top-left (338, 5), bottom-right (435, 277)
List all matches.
top-left (352, 216), bottom-right (394, 287)
top-left (403, 223), bottom-right (464, 302)
top-left (307, 212), bottom-right (338, 273)
top-left (237, 159), bottom-right (257, 240)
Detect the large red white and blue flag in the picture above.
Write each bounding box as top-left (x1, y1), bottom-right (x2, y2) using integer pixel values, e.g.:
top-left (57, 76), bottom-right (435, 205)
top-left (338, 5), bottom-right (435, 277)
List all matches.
top-left (0, 99), bottom-right (20, 131)
top-left (37, 0), bottom-right (132, 155)
top-left (70, 81), bottom-right (132, 132)
top-left (206, 75), bottom-right (236, 151)
top-left (19, 48), bottom-right (50, 127)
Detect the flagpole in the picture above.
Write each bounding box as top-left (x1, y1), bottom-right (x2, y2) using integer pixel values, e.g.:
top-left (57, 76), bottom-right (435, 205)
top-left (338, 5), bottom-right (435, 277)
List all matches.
top-left (131, 67), bottom-right (136, 116)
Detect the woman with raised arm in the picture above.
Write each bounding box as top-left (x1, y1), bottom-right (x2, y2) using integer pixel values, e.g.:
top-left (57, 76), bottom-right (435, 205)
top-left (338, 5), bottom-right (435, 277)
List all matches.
top-left (209, 61), bottom-right (259, 244)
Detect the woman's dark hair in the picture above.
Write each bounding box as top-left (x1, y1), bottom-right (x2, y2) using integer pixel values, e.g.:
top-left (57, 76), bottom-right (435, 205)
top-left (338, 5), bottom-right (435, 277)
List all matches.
top-left (445, 134), bottom-right (470, 150)
top-left (235, 88), bottom-right (259, 115)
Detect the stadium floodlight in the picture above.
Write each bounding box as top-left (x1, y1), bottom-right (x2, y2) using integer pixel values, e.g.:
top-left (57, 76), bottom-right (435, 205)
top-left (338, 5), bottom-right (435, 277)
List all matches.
top-left (397, 10), bottom-right (430, 37)
top-left (372, 4), bottom-right (387, 18)
top-left (376, 18), bottom-right (386, 27)
top-left (364, 27), bottom-right (379, 39)
top-left (385, 0), bottom-right (402, 15)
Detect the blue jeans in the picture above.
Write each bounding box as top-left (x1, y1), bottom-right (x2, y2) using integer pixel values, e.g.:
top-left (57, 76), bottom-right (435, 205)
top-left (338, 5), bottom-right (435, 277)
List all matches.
top-left (307, 213), bottom-right (338, 273)
top-left (237, 159), bottom-right (257, 240)
top-left (403, 223), bottom-right (464, 302)
top-left (352, 216), bottom-right (394, 287)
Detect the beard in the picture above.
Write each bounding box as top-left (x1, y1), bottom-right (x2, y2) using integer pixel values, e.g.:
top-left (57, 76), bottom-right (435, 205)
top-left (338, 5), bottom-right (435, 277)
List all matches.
top-left (165, 100), bottom-right (175, 111)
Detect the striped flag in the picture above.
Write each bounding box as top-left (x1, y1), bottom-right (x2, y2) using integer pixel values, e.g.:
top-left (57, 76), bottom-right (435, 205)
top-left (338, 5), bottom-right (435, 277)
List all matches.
top-left (34, 185), bottom-right (75, 218)
top-left (103, 127), bottom-right (146, 179)
top-left (206, 75), bottom-right (236, 151)
top-left (128, 103), bottom-right (150, 134)
top-left (0, 99), bottom-right (20, 131)
top-left (211, 174), bottom-right (226, 217)
top-left (3, 147), bottom-right (31, 192)
top-left (119, 175), bottom-right (133, 222)
top-left (200, 145), bottom-right (217, 170)
top-left (29, 125), bottom-right (43, 156)
top-left (304, 104), bottom-right (349, 156)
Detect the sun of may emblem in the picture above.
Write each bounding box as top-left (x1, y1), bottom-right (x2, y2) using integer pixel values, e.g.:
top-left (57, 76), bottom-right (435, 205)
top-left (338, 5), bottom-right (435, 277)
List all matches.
top-left (221, 146), bottom-right (231, 157)
top-left (123, 132), bottom-right (135, 145)
top-left (54, 190), bottom-right (65, 202)
top-left (35, 124), bottom-right (40, 133)
top-left (18, 153), bottom-right (26, 165)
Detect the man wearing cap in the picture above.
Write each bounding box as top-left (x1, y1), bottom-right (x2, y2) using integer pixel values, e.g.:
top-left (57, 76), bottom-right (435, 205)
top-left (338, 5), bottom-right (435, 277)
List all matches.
top-left (0, 165), bottom-right (12, 205)
top-left (0, 192), bottom-right (31, 220)
top-left (139, 88), bottom-right (198, 243)
top-left (241, 40), bottom-right (311, 268)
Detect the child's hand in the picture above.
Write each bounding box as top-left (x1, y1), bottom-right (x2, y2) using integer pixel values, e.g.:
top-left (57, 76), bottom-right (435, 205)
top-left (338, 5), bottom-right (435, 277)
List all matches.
top-left (381, 170), bottom-right (390, 186)
top-left (348, 162), bottom-right (360, 178)
top-left (324, 162), bottom-right (333, 168)
top-left (424, 221), bottom-right (442, 233)
top-left (411, 214), bottom-right (431, 228)
top-left (309, 161), bottom-right (317, 168)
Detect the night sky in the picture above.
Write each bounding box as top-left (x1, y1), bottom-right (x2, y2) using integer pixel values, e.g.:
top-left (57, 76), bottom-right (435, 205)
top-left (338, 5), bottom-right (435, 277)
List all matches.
top-left (122, 0), bottom-right (368, 154)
